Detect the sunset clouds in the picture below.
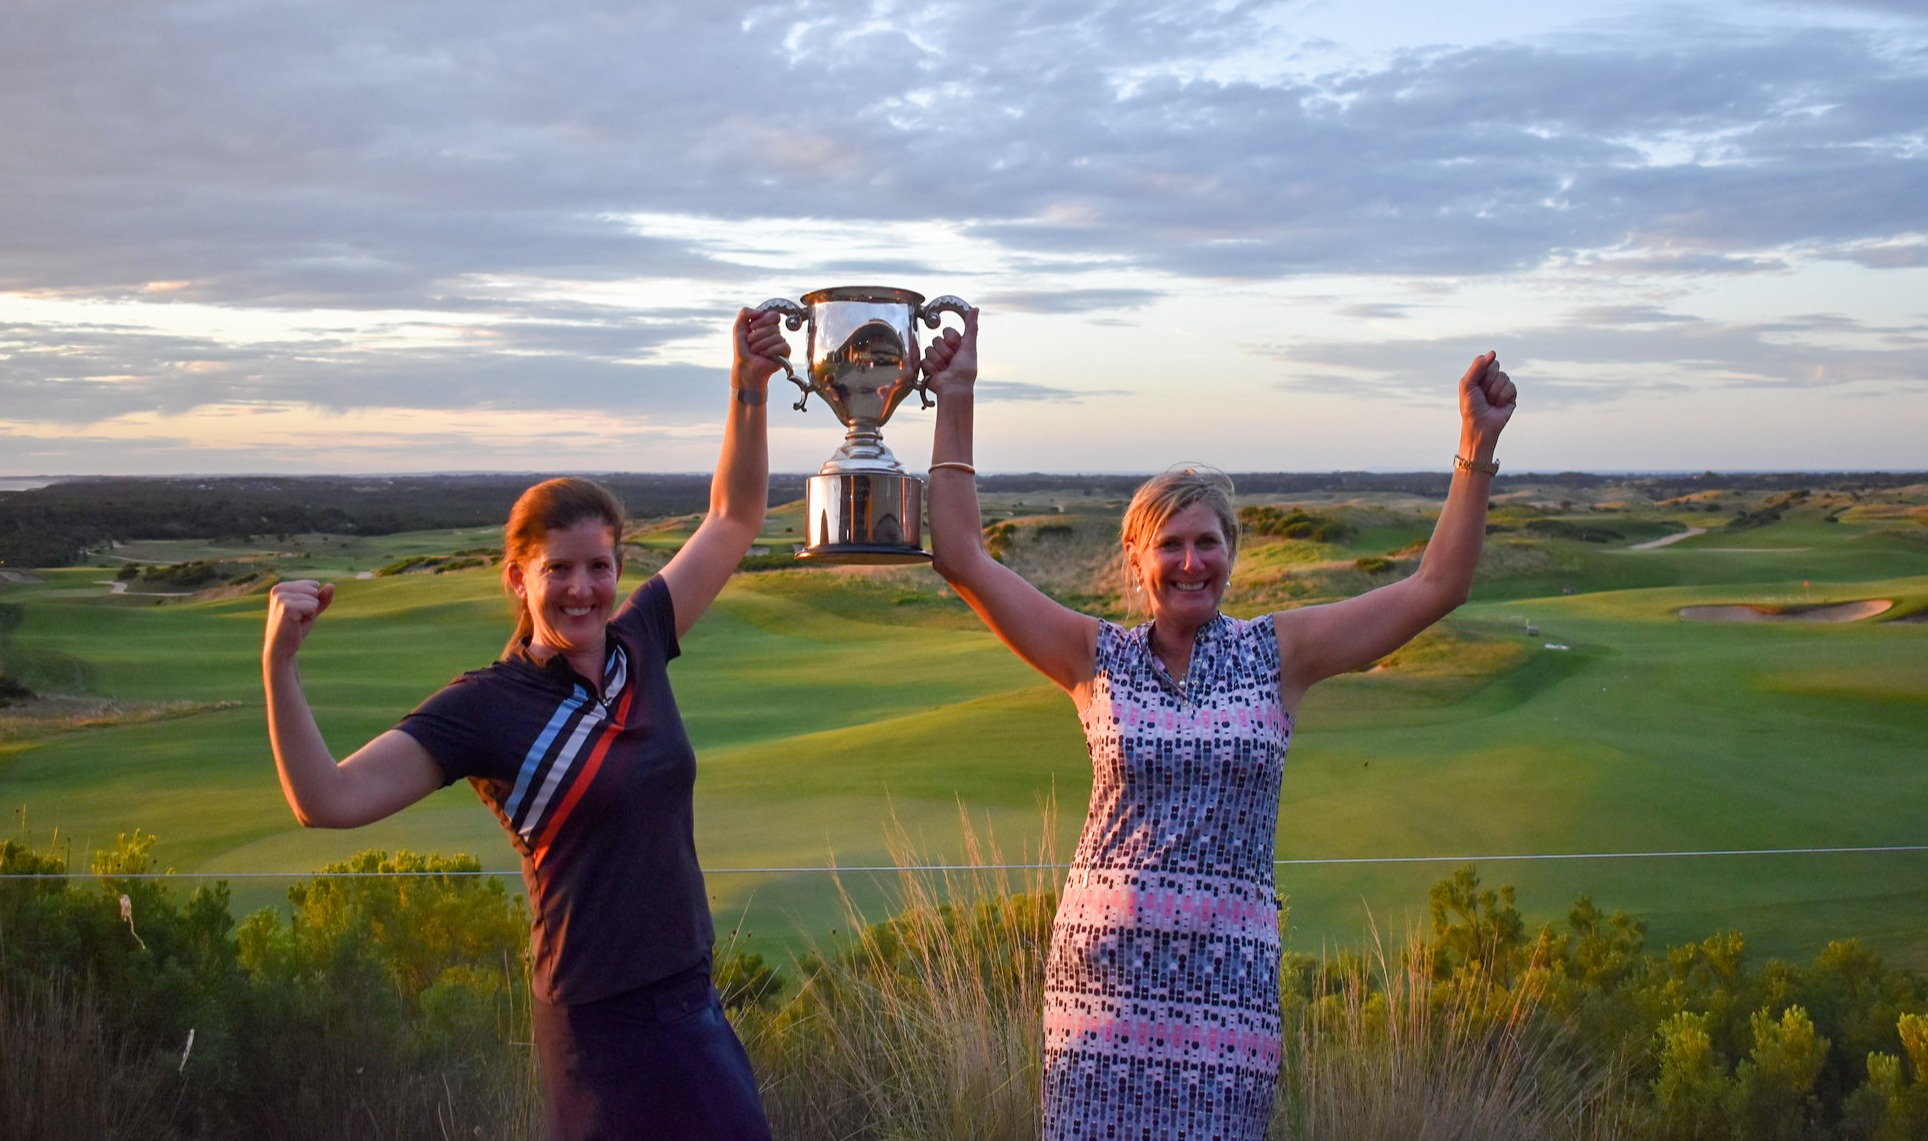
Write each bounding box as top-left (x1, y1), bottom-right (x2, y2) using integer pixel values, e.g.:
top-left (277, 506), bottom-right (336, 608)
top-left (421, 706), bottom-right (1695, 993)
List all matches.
top-left (2, 0), bottom-right (1923, 473)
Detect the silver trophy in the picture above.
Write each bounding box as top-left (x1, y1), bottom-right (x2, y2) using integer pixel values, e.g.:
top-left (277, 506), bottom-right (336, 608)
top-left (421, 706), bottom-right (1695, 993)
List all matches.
top-left (755, 286), bottom-right (972, 564)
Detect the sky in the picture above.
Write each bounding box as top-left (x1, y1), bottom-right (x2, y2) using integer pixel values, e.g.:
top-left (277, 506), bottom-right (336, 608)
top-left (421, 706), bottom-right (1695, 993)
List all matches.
top-left (1, 0), bottom-right (1924, 477)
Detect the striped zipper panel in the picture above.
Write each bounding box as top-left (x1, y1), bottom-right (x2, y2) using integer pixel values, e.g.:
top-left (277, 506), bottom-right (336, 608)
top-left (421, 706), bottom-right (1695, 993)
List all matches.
top-left (502, 646), bottom-right (632, 862)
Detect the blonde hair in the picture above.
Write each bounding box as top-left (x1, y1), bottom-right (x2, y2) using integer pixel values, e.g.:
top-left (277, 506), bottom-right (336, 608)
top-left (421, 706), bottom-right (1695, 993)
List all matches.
top-left (501, 478), bottom-right (626, 654)
top-left (1118, 464), bottom-right (1238, 603)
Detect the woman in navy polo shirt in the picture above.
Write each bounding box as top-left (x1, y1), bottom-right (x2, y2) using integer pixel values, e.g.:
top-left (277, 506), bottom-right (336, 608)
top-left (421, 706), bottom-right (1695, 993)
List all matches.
top-left (261, 308), bottom-right (790, 1141)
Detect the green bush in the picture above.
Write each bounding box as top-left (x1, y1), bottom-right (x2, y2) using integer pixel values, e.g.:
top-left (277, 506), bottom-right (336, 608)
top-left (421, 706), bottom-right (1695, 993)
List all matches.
top-left (135, 560), bottom-right (245, 588)
top-left (0, 673), bottom-right (31, 706)
top-left (1526, 518), bottom-right (1626, 543)
top-left (1239, 505), bottom-right (1354, 542)
top-left (738, 551), bottom-right (799, 573)
top-left (1727, 508), bottom-right (1784, 531)
top-left (983, 522), bottom-right (1017, 562)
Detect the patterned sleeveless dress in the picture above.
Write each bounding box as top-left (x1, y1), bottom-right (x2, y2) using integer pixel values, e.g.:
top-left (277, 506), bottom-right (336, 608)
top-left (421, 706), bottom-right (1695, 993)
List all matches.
top-left (1041, 613), bottom-right (1293, 1141)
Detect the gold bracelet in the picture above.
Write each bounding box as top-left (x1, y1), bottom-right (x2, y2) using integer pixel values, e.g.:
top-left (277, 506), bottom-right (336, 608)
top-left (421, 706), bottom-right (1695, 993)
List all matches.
top-left (1453, 454), bottom-right (1499, 476)
top-left (929, 461), bottom-right (977, 475)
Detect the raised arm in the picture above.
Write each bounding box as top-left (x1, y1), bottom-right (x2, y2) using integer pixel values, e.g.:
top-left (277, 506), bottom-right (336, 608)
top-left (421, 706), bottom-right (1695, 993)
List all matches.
top-left (1273, 351), bottom-right (1517, 709)
top-left (924, 310), bottom-right (1098, 695)
top-left (660, 307), bottom-right (784, 639)
top-left (263, 580), bottom-right (442, 828)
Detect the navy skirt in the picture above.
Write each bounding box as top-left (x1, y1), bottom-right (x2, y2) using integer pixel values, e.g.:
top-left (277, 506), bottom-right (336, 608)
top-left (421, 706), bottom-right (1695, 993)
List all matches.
top-left (531, 964), bottom-right (772, 1141)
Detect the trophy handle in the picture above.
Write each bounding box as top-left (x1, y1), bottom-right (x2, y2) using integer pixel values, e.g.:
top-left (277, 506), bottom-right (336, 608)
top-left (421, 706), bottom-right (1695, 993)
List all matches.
top-left (754, 298), bottom-right (815, 411)
top-left (913, 296), bottom-right (973, 409)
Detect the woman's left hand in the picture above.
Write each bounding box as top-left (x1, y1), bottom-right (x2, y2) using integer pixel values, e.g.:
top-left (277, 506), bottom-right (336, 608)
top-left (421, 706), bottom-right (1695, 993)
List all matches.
top-left (920, 308), bottom-right (979, 402)
top-left (1460, 351), bottom-right (1517, 444)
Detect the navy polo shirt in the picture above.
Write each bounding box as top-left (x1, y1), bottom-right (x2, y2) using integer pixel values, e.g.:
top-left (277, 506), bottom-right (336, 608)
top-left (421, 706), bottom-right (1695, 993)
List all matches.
top-left (396, 575), bottom-right (712, 1006)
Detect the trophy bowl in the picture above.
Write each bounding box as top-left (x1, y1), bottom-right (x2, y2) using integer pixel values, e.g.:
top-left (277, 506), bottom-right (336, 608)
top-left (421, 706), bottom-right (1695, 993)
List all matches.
top-left (754, 286), bottom-right (971, 564)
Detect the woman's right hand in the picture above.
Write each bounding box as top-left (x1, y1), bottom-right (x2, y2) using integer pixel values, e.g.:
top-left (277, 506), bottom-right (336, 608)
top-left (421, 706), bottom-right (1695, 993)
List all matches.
top-left (921, 307), bottom-right (978, 401)
top-left (732, 307), bottom-right (790, 392)
top-left (264, 579), bottom-right (334, 663)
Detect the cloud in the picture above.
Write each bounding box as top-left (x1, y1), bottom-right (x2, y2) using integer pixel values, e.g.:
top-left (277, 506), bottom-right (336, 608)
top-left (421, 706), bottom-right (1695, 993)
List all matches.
top-left (1258, 307), bottom-right (1928, 408)
top-left (1772, 0), bottom-right (1928, 18)
top-left (6, 1), bottom-right (1924, 305)
top-left (0, 316), bottom-right (734, 421)
top-left (977, 379), bottom-right (1122, 402)
top-left (1337, 302), bottom-right (1415, 321)
top-left (977, 289), bottom-right (1164, 315)
top-left (2, 1), bottom-right (1925, 469)
top-left (1563, 306), bottom-right (1702, 327)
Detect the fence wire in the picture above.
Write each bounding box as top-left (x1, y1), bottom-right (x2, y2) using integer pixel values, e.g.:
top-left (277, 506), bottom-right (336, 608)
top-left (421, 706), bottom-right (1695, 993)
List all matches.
top-left (6, 842), bottom-right (1927, 879)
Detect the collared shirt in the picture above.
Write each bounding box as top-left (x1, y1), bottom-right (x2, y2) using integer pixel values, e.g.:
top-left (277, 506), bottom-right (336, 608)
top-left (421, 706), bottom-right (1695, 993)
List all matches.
top-left (396, 575), bottom-right (711, 1005)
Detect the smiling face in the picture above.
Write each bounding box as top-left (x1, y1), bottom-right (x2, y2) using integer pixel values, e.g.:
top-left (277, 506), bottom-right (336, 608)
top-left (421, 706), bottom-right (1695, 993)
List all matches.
top-left (1127, 501), bottom-right (1232, 628)
top-left (506, 517), bottom-right (621, 675)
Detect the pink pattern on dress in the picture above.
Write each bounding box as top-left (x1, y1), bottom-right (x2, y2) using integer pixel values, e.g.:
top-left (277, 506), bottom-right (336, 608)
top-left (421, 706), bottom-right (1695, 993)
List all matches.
top-left (1042, 613), bottom-right (1292, 1141)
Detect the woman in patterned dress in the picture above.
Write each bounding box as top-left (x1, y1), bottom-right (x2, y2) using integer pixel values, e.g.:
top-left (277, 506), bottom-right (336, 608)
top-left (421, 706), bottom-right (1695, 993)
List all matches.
top-left (920, 312), bottom-right (1517, 1139)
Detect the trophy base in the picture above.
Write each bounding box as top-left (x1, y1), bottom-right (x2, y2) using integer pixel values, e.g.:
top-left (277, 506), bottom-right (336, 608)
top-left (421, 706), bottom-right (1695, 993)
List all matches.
top-left (800, 471), bottom-right (929, 564)
top-left (794, 543), bottom-right (932, 566)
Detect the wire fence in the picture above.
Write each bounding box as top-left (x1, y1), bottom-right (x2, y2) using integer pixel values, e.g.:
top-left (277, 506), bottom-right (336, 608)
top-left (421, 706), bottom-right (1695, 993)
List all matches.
top-left (7, 843), bottom-right (1927, 880)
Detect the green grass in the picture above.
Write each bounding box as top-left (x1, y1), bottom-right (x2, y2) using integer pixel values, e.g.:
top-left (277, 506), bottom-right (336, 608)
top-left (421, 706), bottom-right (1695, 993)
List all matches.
top-left (3, 492), bottom-right (1927, 969)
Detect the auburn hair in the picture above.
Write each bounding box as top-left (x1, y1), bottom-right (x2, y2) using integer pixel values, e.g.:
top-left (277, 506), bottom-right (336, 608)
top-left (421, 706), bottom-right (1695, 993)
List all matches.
top-left (501, 477), bottom-right (627, 654)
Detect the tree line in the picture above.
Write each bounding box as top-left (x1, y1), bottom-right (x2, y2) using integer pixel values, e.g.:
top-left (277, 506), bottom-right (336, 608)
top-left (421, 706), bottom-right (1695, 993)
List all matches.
top-left (0, 474), bottom-right (803, 568)
top-left (12, 471), bottom-right (1923, 570)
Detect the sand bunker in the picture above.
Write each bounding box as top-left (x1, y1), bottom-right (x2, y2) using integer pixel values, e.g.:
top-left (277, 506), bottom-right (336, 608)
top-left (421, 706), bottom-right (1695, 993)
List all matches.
top-left (1629, 527), bottom-right (1707, 551)
top-left (1678, 600), bottom-right (1894, 623)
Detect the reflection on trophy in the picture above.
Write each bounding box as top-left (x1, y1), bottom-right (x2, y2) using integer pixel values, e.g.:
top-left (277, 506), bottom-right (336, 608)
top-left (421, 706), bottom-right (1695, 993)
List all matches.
top-left (754, 286), bottom-right (972, 564)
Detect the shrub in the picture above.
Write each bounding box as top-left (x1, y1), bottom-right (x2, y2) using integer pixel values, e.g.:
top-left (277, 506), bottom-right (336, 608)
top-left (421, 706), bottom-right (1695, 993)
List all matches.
top-left (1526, 518), bottom-right (1626, 543)
top-left (984, 522), bottom-right (1017, 562)
top-left (374, 554), bottom-right (439, 576)
top-left (0, 673), bottom-right (31, 706)
top-left (135, 560), bottom-right (243, 588)
top-left (229, 850), bottom-right (534, 1139)
top-left (1727, 508), bottom-right (1784, 531)
top-left (738, 552), bottom-right (799, 573)
top-left (1240, 505), bottom-right (1354, 542)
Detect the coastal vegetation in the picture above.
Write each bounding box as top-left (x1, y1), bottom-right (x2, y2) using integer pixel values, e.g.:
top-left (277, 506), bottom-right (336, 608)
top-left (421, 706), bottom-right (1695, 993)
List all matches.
top-left (5, 830), bottom-right (1927, 1139)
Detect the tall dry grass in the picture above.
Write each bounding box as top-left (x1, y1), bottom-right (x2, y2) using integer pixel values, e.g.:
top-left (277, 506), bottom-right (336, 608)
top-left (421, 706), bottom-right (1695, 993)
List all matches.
top-left (0, 973), bottom-right (182, 1141)
top-left (1275, 928), bottom-right (1628, 1141)
top-left (739, 819), bottom-right (1626, 1141)
top-left (743, 815), bottom-right (1056, 1141)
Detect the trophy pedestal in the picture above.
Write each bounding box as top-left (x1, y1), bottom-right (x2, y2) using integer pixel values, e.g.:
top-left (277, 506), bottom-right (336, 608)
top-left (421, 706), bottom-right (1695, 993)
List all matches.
top-left (798, 471), bottom-right (929, 564)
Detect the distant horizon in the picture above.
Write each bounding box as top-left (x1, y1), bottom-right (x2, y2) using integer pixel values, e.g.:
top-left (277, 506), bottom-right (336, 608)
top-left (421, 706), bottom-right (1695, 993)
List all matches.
top-left (7, 467), bottom-right (1928, 490)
